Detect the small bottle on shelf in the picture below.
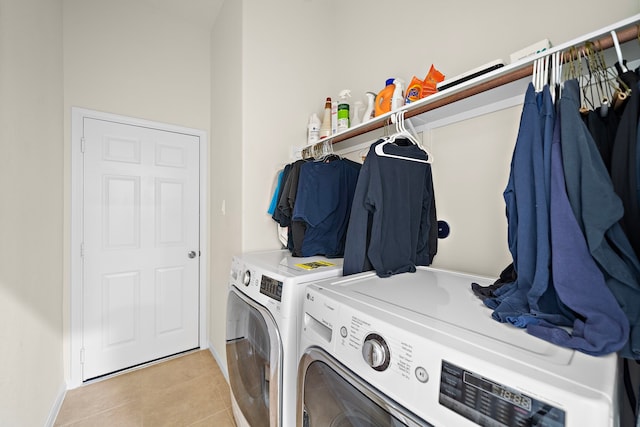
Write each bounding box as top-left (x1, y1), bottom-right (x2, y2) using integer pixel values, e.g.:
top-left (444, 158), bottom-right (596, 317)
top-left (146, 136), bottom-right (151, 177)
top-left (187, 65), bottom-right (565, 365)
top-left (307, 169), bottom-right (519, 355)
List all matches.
top-left (320, 97), bottom-right (332, 139)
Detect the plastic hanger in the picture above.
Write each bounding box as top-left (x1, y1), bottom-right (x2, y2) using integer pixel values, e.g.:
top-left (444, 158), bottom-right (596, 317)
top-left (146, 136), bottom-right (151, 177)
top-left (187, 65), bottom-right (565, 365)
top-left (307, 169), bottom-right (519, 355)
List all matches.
top-left (531, 58), bottom-right (536, 89)
top-left (532, 55), bottom-right (550, 93)
top-left (551, 51), bottom-right (562, 103)
top-left (611, 30), bottom-right (629, 73)
top-left (374, 111), bottom-right (432, 164)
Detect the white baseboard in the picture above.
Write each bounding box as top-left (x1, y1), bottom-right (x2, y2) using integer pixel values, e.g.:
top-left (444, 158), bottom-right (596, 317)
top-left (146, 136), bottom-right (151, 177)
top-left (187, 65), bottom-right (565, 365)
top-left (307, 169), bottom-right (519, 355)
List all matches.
top-left (208, 341), bottom-right (229, 382)
top-left (45, 382), bottom-right (67, 427)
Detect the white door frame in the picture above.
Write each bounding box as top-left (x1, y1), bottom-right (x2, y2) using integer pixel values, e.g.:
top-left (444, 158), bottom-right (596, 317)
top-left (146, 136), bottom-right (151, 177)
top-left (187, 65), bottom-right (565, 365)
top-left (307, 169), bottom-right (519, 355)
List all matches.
top-left (69, 107), bottom-right (209, 388)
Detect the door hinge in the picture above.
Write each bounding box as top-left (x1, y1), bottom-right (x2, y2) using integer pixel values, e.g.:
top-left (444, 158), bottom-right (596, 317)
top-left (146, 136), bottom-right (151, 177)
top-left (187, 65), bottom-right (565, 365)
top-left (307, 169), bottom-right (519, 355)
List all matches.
top-left (80, 137), bottom-right (85, 153)
top-left (80, 242), bottom-right (84, 258)
top-left (80, 347), bottom-right (85, 364)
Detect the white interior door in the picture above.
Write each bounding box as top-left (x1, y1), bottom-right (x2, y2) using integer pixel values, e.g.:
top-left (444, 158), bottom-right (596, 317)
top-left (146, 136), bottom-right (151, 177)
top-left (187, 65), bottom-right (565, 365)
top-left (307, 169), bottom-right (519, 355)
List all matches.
top-left (81, 117), bottom-right (200, 380)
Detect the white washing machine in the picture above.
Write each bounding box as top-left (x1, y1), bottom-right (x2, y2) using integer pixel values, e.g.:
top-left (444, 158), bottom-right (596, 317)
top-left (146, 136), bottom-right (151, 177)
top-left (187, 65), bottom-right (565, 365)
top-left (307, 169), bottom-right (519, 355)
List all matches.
top-left (297, 267), bottom-right (620, 427)
top-left (226, 249), bottom-right (344, 427)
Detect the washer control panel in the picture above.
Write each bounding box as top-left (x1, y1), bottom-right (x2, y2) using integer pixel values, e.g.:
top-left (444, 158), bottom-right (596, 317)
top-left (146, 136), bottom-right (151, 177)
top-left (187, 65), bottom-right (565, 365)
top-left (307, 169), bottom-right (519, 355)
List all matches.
top-left (341, 311), bottom-right (420, 382)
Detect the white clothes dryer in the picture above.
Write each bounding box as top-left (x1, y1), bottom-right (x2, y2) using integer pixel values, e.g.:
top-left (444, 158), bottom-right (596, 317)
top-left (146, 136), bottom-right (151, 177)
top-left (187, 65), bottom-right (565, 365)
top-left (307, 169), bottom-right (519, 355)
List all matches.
top-left (226, 249), bottom-right (343, 427)
top-left (297, 267), bottom-right (620, 427)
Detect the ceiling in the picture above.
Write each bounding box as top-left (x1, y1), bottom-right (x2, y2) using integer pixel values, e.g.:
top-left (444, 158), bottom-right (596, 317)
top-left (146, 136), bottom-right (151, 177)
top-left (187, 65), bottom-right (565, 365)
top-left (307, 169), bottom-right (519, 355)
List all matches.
top-left (139, 0), bottom-right (225, 29)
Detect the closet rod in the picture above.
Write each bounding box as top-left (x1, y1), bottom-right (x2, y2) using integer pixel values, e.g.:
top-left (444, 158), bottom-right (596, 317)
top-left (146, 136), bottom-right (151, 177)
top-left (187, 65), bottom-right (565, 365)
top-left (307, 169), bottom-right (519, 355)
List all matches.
top-left (328, 19), bottom-right (640, 145)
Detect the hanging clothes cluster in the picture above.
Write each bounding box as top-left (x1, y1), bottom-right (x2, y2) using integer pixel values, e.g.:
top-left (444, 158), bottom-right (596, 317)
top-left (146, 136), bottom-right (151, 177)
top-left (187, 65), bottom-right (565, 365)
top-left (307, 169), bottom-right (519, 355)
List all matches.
top-left (474, 45), bottom-right (640, 360)
top-left (270, 113), bottom-right (438, 274)
top-left (270, 141), bottom-right (361, 258)
top-left (343, 112), bottom-right (438, 278)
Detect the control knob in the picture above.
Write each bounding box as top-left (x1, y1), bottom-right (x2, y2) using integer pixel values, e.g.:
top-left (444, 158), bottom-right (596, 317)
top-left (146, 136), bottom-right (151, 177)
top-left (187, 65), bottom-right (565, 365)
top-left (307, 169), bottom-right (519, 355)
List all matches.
top-left (362, 333), bottom-right (390, 371)
top-left (242, 270), bottom-right (251, 287)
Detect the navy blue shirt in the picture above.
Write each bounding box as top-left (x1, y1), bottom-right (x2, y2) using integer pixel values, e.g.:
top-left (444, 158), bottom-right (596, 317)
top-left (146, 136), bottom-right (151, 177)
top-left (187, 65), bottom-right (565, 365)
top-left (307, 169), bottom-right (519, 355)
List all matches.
top-left (292, 158), bottom-right (361, 257)
top-left (343, 138), bottom-right (437, 277)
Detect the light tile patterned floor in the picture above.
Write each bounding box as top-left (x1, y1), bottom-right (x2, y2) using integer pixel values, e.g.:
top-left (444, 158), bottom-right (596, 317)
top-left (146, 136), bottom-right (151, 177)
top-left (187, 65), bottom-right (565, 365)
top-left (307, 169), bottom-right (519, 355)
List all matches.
top-left (54, 350), bottom-right (236, 427)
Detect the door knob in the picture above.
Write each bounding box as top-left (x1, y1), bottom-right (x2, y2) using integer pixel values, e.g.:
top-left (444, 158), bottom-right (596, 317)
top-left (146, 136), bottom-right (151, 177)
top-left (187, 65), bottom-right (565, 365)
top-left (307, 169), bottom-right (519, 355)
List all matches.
top-left (188, 251), bottom-right (197, 259)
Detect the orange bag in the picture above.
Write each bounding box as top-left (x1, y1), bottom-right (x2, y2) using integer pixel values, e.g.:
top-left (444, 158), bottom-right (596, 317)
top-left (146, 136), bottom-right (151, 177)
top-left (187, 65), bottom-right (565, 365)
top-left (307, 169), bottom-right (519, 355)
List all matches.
top-left (421, 65), bottom-right (445, 98)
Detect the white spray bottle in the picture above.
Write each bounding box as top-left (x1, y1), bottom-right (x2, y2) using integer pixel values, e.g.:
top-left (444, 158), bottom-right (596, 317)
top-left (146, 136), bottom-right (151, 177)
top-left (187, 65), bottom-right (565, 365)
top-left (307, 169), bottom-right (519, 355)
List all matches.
top-left (391, 78), bottom-right (405, 111)
top-left (337, 89), bottom-right (352, 132)
top-left (362, 92), bottom-right (376, 123)
top-left (351, 101), bottom-right (363, 126)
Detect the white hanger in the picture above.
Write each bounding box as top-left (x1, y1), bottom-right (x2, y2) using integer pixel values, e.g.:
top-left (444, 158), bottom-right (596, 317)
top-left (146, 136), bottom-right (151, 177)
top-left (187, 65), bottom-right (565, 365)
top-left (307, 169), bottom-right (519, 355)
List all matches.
top-left (374, 111), bottom-right (432, 164)
top-left (532, 57), bottom-right (540, 91)
top-left (611, 30), bottom-right (628, 73)
top-left (550, 51), bottom-right (562, 103)
top-left (532, 55), bottom-right (550, 93)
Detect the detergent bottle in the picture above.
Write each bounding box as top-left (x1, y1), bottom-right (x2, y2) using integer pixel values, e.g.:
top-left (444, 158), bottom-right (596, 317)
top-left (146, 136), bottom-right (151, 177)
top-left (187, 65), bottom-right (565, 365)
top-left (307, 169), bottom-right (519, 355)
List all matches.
top-left (374, 78), bottom-right (395, 117)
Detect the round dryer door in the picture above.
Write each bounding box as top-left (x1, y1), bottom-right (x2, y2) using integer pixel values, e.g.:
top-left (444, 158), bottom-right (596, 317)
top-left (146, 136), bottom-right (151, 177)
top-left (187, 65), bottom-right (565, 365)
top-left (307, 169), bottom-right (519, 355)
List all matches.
top-left (226, 288), bottom-right (281, 427)
top-left (298, 349), bottom-right (430, 427)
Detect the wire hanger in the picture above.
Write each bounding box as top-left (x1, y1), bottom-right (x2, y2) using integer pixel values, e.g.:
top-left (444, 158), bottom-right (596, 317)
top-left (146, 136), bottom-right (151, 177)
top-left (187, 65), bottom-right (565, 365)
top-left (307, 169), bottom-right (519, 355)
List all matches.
top-left (563, 46), bottom-right (594, 114)
top-left (374, 111), bottom-right (432, 164)
top-left (301, 138), bottom-right (339, 161)
top-left (583, 41), bottom-right (610, 117)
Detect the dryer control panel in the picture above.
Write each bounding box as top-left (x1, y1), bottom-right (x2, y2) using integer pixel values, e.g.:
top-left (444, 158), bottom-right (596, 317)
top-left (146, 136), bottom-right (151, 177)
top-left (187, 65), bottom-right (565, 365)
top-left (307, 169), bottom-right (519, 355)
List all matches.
top-left (260, 275), bottom-right (283, 302)
top-left (439, 360), bottom-right (565, 427)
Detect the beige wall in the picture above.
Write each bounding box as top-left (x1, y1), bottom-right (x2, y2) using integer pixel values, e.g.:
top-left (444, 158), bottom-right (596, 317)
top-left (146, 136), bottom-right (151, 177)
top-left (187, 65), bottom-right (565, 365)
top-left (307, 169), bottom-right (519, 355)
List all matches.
top-left (0, 0), bottom-right (65, 425)
top-left (241, 0), bottom-right (334, 252)
top-left (62, 0), bottom-right (211, 129)
top-left (209, 0), bottom-right (243, 372)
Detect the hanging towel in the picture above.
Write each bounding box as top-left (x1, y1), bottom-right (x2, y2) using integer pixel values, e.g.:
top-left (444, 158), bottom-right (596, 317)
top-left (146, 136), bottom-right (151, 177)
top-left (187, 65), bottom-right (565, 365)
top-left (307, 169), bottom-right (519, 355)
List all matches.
top-left (527, 106), bottom-right (629, 356)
